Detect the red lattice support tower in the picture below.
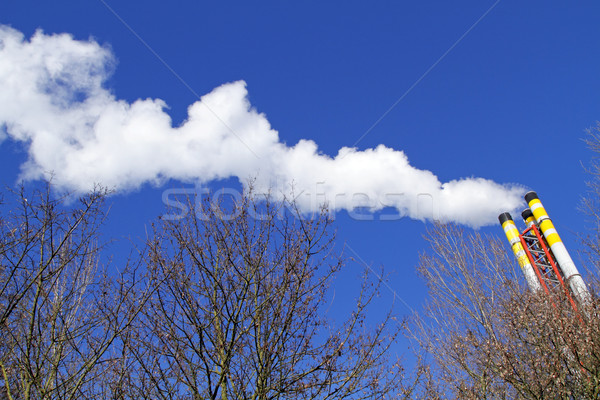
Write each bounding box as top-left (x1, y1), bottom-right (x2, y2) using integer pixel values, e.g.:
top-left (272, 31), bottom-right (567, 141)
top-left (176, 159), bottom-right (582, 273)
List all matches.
top-left (519, 223), bottom-right (579, 312)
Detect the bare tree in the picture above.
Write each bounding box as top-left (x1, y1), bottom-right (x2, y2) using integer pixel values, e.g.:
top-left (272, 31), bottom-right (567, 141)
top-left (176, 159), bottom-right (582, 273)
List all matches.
top-left (405, 126), bottom-right (600, 399)
top-left (580, 123), bottom-right (600, 278)
top-left (122, 190), bottom-right (409, 399)
top-left (0, 184), bottom-right (150, 400)
top-left (411, 222), bottom-right (600, 399)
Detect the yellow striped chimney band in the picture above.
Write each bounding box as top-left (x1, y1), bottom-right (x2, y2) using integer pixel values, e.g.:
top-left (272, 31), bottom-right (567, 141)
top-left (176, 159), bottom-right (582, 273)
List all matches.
top-left (499, 212), bottom-right (542, 291)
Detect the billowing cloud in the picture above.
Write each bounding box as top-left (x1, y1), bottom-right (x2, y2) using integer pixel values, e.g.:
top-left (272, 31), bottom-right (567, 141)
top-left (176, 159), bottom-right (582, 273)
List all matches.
top-left (0, 25), bottom-right (525, 227)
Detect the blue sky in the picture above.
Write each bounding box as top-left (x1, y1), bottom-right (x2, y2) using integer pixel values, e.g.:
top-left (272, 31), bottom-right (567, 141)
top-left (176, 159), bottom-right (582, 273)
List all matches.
top-left (1, 1), bottom-right (600, 358)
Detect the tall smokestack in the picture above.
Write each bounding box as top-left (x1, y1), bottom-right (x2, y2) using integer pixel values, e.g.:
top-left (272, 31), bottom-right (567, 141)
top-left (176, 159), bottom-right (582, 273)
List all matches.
top-left (524, 191), bottom-right (589, 303)
top-left (521, 208), bottom-right (536, 228)
top-left (499, 212), bottom-right (542, 292)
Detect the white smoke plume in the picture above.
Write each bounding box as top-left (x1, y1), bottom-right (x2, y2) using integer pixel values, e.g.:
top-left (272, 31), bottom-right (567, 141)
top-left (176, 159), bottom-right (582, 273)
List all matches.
top-left (0, 26), bottom-right (525, 227)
